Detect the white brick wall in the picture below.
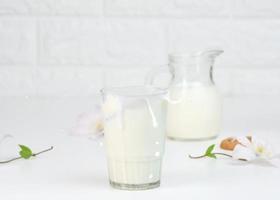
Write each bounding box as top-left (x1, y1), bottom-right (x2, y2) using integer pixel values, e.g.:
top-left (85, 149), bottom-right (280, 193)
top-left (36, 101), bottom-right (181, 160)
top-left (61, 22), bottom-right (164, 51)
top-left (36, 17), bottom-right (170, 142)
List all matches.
top-left (39, 19), bottom-right (167, 66)
top-left (0, 0), bottom-right (103, 15)
top-left (0, 1), bottom-right (279, 97)
top-left (105, 0), bottom-right (229, 17)
top-left (0, 18), bottom-right (36, 65)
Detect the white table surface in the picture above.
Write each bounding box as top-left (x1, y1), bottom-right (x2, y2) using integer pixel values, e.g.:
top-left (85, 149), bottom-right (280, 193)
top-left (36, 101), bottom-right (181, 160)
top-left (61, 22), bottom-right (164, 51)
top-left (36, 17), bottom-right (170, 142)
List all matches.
top-left (0, 96), bottom-right (279, 200)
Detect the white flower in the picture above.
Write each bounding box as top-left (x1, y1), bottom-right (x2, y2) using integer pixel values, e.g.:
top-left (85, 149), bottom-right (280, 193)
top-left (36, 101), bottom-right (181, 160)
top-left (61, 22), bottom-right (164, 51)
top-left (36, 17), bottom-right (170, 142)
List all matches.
top-left (251, 137), bottom-right (273, 159)
top-left (236, 136), bottom-right (251, 147)
top-left (232, 144), bottom-right (256, 161)
top-left (102, 95), bottom-right (122, 119)
top-left (71, 105), bottom-right (104, 138)
top-left (232, 136), bottom-right (274, 161)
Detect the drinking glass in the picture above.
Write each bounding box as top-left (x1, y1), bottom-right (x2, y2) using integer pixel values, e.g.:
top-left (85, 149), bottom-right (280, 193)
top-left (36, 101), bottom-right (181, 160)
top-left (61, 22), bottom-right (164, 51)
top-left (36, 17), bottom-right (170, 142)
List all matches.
top-left (101, 86), bottom-right (167, 190)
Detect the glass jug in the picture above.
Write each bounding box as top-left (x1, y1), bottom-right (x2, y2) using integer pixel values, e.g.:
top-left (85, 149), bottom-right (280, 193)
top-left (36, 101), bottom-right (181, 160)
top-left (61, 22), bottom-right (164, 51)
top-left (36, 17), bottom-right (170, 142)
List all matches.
top-left (101, 86), bottom-right (167, 190)
top-left (147, 49), bottom-right (223, 141)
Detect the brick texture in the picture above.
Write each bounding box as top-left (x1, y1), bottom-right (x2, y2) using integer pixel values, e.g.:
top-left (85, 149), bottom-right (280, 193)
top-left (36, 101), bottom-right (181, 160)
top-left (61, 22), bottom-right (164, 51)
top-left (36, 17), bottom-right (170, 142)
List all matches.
top-left (0, 18), bottom-right (36, 65)
top-left (0, 1), bottom-right (279, 97)
top-left (0, 0), bottom-right (103, 15)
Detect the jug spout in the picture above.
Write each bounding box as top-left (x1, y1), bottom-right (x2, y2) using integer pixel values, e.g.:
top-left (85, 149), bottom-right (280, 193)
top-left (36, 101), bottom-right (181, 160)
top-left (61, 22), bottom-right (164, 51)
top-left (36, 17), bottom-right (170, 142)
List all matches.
top-left (200, 49), bottom-right (224, 59)
top-left (167, 49), bottom-right (224, 85)
top-left (169, 49), bottom-right (223, 64)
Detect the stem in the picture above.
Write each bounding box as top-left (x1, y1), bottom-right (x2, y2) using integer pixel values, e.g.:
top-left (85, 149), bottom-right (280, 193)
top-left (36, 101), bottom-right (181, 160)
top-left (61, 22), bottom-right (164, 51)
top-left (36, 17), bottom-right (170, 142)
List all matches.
top-left (188, 154), bottom-right (206, 159)
top-left (32, 146), bottom-right (54, 156)
top-left (189, 152), bottom-right (247, 161)
top-left (212, 152), bottom-right (233, 158)
top-left (0, 156), bottom-right (22, 164)
top-left (0, 146), bottom-right (54, 164)
top-left (189, 152), bottom-right (232, 159)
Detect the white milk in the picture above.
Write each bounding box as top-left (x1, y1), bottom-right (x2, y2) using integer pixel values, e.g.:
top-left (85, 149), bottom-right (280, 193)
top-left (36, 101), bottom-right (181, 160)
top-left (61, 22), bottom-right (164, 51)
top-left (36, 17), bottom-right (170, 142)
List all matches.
top-left (167, 85), bottom-right (222, 140)
top-left (102, 95), bottom-right (166, 186)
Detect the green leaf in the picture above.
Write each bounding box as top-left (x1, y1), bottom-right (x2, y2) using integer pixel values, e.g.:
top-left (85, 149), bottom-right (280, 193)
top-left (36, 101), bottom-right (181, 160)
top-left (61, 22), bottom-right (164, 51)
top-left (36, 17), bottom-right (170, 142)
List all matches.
top-left (205, 144), bottom-right (215, 155)
top-left (204, 144), bottom-right (216, 159)
top-left (206, 153), bottom-right (217, 159)
top-left (19, 144), bottom-right (33, 159)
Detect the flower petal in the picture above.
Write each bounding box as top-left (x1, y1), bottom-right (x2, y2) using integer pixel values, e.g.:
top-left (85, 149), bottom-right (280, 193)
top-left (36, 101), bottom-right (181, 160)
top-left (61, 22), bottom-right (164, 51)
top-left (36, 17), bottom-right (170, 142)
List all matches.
top-left (237, 136), bottom-right (252, 147)
top-left (71, 105), bottom-right (104, 137)
top-left (251, 137), bottom-right (274, 158)
top-left (102, 95), bottom-right (122, 119)
top-left (232, 144), bottom-right (256, 161)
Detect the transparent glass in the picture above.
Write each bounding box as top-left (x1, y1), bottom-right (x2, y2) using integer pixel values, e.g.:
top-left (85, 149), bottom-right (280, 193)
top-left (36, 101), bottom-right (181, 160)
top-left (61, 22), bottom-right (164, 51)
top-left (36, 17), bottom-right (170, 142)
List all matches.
top-left (147, 49), bottom-right (223, 141)
top-left (100, 86), bottom-right (167, 190)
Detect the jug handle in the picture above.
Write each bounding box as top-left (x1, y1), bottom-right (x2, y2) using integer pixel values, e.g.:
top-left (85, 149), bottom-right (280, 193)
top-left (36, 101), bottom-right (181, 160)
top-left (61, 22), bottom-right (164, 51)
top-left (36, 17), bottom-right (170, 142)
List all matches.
top-left (145, 66), bottom-right (174, 89)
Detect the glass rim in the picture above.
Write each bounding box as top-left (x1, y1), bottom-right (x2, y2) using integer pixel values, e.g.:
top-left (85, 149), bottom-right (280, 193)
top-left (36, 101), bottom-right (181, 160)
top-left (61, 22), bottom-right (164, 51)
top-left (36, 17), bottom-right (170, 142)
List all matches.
top-left (100, 85), bottom-right (167, 97)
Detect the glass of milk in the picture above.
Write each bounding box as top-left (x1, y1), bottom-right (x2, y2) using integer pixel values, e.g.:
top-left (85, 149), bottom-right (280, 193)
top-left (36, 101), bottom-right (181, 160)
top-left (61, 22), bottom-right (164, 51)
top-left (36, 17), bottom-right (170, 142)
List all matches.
top-left (101, 86), bottom-right (167, 190)
top-left (146, 49), bottom-right (223, 141)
